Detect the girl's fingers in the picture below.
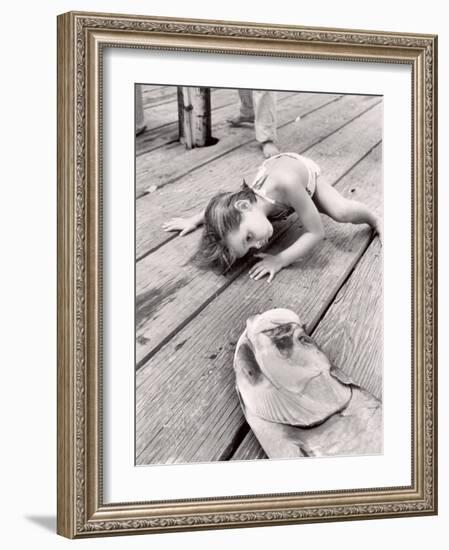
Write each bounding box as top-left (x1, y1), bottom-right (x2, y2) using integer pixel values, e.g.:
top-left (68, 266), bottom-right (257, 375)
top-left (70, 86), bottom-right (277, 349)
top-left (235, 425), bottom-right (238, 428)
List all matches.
top-left (254, 271), bottom-right (268, 281)
top-left (163, 221), bottom-right (191, 233)
top-left (250, 261), bottom-right (270, 278)
top-left (249, 263), bottom-right (261, 276)
top-left (267, 271), bottom-right (275, 283)
top-left (163, 218), bottom-right (183, 229)
top-left (253, 269), bottom-right (269, 281)
top-left (250, 263), bottom-right (265, 276)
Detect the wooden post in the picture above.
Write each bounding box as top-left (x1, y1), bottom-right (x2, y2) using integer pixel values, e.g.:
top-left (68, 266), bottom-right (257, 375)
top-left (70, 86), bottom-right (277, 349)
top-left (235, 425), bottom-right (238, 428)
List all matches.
top-left (177, 87), bottom-right (212, 148)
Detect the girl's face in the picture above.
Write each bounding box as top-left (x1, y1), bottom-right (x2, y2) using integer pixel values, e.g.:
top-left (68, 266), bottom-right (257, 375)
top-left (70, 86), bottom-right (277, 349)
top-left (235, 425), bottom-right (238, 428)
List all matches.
top-left (227, 203), bottom-right (273, 259)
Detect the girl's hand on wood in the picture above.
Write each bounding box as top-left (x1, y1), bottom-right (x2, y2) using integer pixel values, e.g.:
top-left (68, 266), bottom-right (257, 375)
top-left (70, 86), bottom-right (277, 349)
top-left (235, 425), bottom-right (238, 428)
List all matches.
top-left (249, 253), bottom-right (285, 283)
top-left (162, 217), bottom-right (197, 236)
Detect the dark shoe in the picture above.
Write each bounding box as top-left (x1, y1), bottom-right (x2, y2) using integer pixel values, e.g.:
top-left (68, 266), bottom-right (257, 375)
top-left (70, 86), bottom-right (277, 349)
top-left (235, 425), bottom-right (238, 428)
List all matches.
top-left (227, 114), bottom-right (255, 127)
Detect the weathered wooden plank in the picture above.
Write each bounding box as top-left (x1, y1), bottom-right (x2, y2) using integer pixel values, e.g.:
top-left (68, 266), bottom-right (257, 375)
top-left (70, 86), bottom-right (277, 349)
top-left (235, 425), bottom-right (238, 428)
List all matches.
top-left (135, 144), bottom-right (382, 464)
top-left (136, 91), bottom-right (346, 197)
top-left (141, 84), bottom-right (178, 107)
top-left (312, 239), bottom-right (383, 399)
top-left (232, 236), bottom-right (382, 460)
top-left (141, 84), bottom-right (168, 95)
top-left (135, 104), bottom-right (383, 366)
top-left (136, 124), bottom-right (179, 156)
top-left (136, 94), bottom-right (379, 257)
top-left (230, 431), bottom-right (267, 461)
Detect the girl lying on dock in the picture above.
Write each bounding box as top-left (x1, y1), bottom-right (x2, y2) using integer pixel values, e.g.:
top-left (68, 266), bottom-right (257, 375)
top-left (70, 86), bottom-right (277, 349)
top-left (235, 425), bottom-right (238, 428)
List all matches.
top-left (162, 152), bottom-right (382, 283)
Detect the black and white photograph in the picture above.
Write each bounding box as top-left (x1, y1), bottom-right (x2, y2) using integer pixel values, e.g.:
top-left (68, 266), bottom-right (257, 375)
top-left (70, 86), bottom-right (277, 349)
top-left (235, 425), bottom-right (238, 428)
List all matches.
top-left (2, 0), bottom-right (443, 545)
top-left (135, 84), bottom-right (383, 465)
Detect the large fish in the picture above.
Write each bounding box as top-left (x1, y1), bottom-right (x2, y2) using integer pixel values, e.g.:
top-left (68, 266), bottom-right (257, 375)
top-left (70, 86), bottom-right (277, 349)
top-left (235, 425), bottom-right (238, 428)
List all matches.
top-left (233, 308), bottom-right (382, 458)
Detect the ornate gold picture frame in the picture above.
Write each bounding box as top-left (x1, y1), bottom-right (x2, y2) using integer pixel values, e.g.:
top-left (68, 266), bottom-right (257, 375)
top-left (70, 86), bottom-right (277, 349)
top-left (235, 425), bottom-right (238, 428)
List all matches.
top-left (57, 11), bottom-right (437, 538)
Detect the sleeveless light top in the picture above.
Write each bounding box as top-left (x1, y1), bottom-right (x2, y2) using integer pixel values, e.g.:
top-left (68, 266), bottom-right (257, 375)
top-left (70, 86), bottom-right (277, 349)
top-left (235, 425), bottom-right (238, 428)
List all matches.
top-left (249, 152), bottom-right (321, 221)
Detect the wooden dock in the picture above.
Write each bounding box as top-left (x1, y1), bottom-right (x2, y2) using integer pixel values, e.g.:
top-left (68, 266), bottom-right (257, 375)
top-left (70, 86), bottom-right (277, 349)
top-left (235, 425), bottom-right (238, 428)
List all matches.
top-left (135, 85), bottom-right (383, 465)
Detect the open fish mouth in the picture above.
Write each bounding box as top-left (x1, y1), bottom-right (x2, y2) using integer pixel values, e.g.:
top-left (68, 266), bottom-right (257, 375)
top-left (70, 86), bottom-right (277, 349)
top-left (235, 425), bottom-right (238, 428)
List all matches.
top-left (240, 309), bottom-right (322, 393)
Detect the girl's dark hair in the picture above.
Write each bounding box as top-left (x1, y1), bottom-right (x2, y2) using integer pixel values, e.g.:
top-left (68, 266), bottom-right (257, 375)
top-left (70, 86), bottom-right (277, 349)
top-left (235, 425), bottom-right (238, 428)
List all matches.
top-left (192, 182), bottom-right (257, 273)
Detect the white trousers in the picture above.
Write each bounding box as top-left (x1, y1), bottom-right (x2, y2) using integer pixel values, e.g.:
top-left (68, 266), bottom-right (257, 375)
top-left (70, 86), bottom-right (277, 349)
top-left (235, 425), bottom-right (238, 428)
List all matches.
top-left (238, 89), bottom-right (278, 143)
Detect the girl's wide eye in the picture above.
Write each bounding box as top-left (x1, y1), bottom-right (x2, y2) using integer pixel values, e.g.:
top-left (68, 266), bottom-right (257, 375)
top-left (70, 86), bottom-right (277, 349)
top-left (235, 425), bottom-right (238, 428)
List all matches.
top-left (246, 233), bottom-right (253, 242)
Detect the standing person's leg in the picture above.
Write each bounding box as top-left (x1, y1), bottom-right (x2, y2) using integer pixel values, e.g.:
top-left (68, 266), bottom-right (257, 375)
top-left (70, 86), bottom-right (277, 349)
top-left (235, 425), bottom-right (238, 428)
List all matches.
top-left (135, 84), bottom-right (146, 135)
top-left (227, 89), bottom-right (255, 125)
top-left (252, 90), bottom-right (279, 158)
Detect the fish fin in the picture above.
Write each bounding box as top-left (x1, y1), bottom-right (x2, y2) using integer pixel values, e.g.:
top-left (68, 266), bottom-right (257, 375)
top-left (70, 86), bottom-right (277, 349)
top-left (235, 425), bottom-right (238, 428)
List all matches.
top-left (242, 382), bottom-right (325, 427)
top-left (330, 364), bottom-right (359, 388)
top-left (244, 408), bottom-right (308, 459)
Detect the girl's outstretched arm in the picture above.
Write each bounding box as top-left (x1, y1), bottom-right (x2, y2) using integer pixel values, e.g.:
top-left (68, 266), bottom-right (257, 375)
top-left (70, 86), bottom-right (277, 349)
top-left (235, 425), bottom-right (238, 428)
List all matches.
top-left (249, 180), bottom-right (324, 282)
top-left (278, 177), bottom-right (325, 262)
top-left (162, 211), bottom-right (205, 236)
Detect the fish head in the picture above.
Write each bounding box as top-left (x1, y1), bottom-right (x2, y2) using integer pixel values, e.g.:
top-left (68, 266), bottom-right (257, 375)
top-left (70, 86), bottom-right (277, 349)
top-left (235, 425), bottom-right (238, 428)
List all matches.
top-left (245, 308), bottom-right (332, 392)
